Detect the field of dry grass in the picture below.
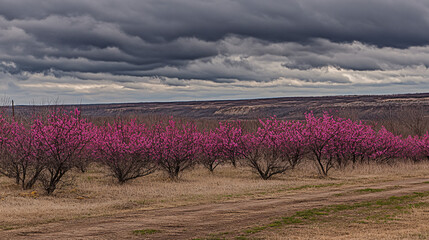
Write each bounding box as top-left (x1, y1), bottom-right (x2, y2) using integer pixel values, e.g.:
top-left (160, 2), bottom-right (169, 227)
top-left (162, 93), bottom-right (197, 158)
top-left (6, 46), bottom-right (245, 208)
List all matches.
top-left (253, 204), bottom-right (429, 240)
top-left (244, 190), bottom-right (429, 240)
top-left (1, 160), bottom-right (429, 239)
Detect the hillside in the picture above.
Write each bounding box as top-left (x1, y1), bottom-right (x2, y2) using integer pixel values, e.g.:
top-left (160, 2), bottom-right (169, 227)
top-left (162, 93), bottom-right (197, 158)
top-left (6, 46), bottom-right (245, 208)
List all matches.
top-left (7, 93), bottom-right (429, 121)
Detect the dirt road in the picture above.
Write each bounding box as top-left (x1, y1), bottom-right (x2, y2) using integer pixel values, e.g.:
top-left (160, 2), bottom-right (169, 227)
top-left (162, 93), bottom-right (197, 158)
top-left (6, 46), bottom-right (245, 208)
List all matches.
top-left (1, 177), bottom-right (428, 240)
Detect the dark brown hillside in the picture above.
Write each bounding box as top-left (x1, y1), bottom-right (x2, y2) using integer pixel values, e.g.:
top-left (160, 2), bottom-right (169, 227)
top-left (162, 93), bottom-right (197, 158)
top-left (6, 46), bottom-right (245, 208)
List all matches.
top-left (7, 93), bottom-right (429, 122)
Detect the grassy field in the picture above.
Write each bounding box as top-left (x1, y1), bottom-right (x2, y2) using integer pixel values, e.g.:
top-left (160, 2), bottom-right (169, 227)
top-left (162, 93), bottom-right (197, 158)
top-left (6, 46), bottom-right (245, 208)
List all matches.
top-left (1, 160), bottom-right (429, 239)
top-left (231, 191), bottom-right (429, 240)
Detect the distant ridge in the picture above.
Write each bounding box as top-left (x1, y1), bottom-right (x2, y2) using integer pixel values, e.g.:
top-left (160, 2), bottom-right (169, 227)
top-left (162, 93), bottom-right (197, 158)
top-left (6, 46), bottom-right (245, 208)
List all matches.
top-left (8, 92), bottom-right (429, 120)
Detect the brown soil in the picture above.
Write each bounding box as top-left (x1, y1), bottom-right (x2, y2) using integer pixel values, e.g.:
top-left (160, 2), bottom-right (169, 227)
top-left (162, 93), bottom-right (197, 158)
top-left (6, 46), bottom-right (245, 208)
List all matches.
top-left (1, 177), bottom-right (428, 240)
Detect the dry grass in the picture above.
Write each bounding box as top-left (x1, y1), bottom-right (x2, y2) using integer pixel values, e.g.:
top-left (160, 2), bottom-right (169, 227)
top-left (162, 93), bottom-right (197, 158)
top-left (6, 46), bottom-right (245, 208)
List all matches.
top-left (0, 160), bottom-right (428, 231)
top-left (252, 193), bottom-right (429, 240)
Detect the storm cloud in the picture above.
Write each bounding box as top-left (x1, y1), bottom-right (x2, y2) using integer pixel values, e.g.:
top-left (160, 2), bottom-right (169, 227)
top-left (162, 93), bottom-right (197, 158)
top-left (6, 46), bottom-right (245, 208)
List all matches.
top-left (0, 0), bottom-right (429, 103)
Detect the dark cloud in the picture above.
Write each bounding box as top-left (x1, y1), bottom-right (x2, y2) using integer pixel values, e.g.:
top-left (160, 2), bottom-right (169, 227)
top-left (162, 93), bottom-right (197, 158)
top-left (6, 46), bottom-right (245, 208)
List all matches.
top-left (2, 0), bottom-right (429, 46)
top-left (0, 0), bottom-right (429, 103)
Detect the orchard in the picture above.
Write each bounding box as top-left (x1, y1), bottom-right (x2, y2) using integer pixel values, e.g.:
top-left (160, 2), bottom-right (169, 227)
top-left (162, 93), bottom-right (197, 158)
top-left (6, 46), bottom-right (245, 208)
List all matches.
top-left (0, 109), bottom-right (428, 194)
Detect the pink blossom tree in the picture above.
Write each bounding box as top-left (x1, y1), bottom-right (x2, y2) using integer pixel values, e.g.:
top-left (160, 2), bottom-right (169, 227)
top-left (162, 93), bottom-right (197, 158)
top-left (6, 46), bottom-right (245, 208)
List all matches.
top-left (277, 120), bottom-right (308, 169)
top-left (328, 119), bottom-right (377, 168)
top-left (94, 120), bottom-right (156, 183)
top-left (151, 120), bottom-right (202, 180)
top-left (369, 127), bottom-right (404, 163)
top-left (215, 121), bottom-right (244, 167)
top-left (303, 113), bottom-right (344, 176)
top-left (241, 118), bottom-right (293, 180)
top-left (418, 133), bottom-right (429, 160)
top-left (0, 118), bottom-right (44, 189)
top-left (402, 135), bottom-right (425, 162)
top-left (32, 109), bottom-right (94, 194)
top-left (198, 130), bottom-right (225, 172)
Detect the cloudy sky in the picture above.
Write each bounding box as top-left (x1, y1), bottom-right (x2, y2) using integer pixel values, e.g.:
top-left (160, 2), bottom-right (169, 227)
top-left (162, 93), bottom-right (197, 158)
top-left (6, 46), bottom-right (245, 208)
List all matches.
top-left (1, 0), bottom-right (429, 104)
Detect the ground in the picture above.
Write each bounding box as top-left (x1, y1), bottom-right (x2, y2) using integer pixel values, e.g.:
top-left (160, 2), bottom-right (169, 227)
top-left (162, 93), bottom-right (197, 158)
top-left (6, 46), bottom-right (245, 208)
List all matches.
top-left (0, 162), bottom-right (428, 239)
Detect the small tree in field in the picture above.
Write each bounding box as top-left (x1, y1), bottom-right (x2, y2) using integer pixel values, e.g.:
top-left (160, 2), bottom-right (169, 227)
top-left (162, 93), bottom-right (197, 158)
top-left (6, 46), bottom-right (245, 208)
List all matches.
top-left (418, 133), bottom-right (429, 161)
top-left (216, 121), bottom-right (244, 167)
top-left (241, 118), bottom-right (293, 180)
top-left (402, 135), bottom-right (425, 162)
top-left (278, 120), bottom-right (308, 169)
top-left (33, 109), bottom-right (93, 194)
top-left (95, 120), bottom-right (156, 184)
top-left (198, 130), bottom-right (224, 172)
top-left (304, 113), bottom-right (343, 176)
top-left (369, 127), bottom-right (404, 163)
top-left (334, 120), bottom-right (377, 167)
top-left (0, 118), bottom-right (44, 189)
top-left (152, 120), bottom-right (201, 180)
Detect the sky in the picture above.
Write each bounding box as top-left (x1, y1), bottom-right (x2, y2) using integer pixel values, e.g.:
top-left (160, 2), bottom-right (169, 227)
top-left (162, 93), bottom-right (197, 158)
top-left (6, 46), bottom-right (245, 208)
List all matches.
top-left (1, 0), bottom-right (429, 104)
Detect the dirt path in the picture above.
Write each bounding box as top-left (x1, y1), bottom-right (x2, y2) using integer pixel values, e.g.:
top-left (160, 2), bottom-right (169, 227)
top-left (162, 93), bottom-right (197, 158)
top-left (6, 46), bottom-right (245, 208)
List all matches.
top-left (1, 177), bottom-right (428, 240)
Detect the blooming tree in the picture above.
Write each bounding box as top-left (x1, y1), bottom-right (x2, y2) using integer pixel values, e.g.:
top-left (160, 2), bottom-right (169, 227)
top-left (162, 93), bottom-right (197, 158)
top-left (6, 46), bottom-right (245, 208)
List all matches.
top-left (152, 120), bottom-right (202, 180)
top-left (241, 118), bottom-right (292, 180)
top-left (32, 109), bottom-right (94, 194)
top-left (198, 130), bottom-right (225, 172)
top-left (0, 118), bottom-right (44, 189)
top-left (277, 120), bottom-right (308, 169)
top-left (369, 127), bottom-right (404, 163)
top-left (304, 113), bottom-right (344, 176)
top-left (94, 120), bottom-right (156, 183)
top-left (215, 121), bottom-right (244, 167)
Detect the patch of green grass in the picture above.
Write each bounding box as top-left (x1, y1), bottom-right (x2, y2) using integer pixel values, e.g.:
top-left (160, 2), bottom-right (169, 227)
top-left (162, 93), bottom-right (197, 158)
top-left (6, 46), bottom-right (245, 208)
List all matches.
top-left (207, 232), bottom-right (230, 240)
top-left (409, 202), bottom-right (429, 208)
top-left (238, 191), bottom-right (429, 238)
top-left (200, 191), bottom-right (429, 239)
top-left (219, 183), bottom-right (345, 201)
top-left (234, 237), bottom-right (249, 240)
top-left (0, 225), bottom-right (15, 230)
top-left (409, 233), bottom-right (429, 240)
top-left (373, 192), bottom-right (429, 206)
top-left (356, 188), bottom-right (385, 193)
top-left (289, 183), bottom-right (341, 191)
top-left (212, 232), bottom-right (229, 236)
top-left (245, 226), bottom-right (267, 234)
top-left (294, 208), bottom-right (329, 220)
top-left (132, 229), bottom-right (160, 235)
top-left (133, 200), bottom-right (146, 205)
top-left (281, 216), bottom-right (303, 224)
top-left (329, 202), bottom-right (370, 212)
top-left (192, 232), bottom-right (231, 240)
top-left (192, 238), bottom-right (225, 240)
top-left (338, 186), bottom-right (402, 197)
top-left (355, 220), bottom-right (369, 224)
top-left (267, 220), bottom-right (283, 227)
